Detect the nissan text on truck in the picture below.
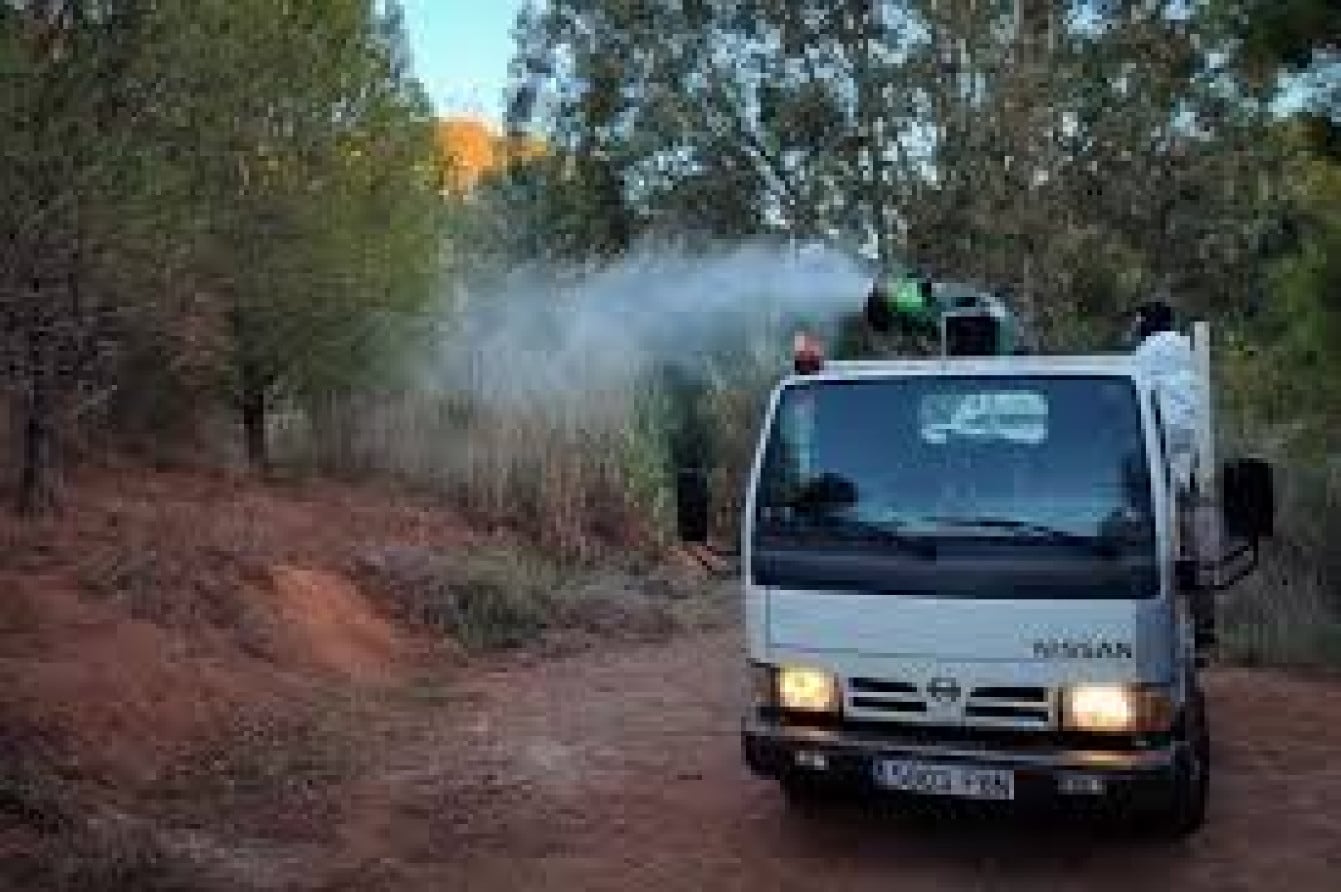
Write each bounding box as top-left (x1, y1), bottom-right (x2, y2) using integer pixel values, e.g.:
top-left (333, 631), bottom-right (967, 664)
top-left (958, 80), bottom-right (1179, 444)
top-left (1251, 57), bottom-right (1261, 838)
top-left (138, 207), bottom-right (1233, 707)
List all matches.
top-left (679, 296), bottom-right (1275, 838)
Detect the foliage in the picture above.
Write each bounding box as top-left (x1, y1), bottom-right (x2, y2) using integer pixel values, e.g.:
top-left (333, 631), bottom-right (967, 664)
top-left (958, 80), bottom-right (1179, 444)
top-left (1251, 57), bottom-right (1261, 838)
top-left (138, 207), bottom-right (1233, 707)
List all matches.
top-left (1217, 116), bottom-right (1341, 457)
top-left (0, 0), bottom-right (443, 510)
top-left (1212, 0), bottom-right (1341, 83)
top-left (157, 0), bottom-right (443, 468)
top-left (502, 1), bottom-right (1283, 342)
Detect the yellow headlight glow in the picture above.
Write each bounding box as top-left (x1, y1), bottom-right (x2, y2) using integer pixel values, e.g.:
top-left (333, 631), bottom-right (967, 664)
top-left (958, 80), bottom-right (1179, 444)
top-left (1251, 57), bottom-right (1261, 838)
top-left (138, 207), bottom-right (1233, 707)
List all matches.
top-left (1064, 684), bottom-right (1174, 733)
top-left (1066, 685), bottom-right (1134, 731)
top-left (777, 666), bottom-right (840, 713)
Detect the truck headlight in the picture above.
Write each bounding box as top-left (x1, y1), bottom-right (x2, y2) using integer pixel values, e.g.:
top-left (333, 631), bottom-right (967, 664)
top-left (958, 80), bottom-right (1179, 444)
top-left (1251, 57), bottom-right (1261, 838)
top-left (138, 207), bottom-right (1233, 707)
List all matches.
top-left (776, 665), bottom-right (841, 713)
top-left (1063, 684), bottom-right (1174, 734)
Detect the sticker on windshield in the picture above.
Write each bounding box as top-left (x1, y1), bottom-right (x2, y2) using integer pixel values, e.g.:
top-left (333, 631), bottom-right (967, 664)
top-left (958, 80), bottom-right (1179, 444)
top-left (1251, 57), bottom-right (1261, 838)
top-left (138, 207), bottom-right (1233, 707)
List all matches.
top-left (920, 390), bottom-right (1048, 445)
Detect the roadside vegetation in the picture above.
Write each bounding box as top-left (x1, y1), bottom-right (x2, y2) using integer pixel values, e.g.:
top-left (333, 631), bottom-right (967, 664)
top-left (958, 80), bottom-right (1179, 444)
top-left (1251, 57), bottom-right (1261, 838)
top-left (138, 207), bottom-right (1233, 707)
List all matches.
top-left (3, 1), bottom-right (1337, 663)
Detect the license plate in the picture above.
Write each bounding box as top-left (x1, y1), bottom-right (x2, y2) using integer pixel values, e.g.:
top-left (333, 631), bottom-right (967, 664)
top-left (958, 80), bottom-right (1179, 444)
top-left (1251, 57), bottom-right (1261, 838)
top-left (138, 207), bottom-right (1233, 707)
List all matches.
top-left (873, 759), bottom-right (1015, 801)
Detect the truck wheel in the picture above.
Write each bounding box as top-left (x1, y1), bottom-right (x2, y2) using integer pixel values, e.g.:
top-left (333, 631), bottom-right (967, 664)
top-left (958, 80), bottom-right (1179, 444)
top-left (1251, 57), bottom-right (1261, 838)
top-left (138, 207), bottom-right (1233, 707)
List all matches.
top-left (1145, 691), bottom-right (1210, 840)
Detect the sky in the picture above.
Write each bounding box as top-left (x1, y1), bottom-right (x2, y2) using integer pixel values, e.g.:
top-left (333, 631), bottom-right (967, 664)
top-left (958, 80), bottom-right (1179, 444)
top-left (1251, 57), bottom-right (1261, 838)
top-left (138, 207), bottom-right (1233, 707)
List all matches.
top-left (400, 0), bottom-right (529, 124)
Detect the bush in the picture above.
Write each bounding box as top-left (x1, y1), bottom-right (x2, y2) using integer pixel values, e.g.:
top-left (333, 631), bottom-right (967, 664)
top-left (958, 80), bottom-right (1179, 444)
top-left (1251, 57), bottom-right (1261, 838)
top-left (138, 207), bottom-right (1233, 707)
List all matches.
top-left (354, 545), bottom-right (563, 650)
top-left (354, 543), bottom-right (732, 652)
top-left (70, 499), bottom-right (277, 658)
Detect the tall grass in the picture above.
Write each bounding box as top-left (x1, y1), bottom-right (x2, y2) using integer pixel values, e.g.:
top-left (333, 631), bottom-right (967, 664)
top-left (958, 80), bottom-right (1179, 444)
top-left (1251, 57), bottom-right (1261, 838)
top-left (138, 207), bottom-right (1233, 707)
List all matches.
top-left (272, 388), bottom-right (665, 560)
top-left (1215, 341), bottom-right (1341, 667)
top-left (271, 326), bottom-right (789, 560)
top-left (1219, 462), bottom-right (1341, 668)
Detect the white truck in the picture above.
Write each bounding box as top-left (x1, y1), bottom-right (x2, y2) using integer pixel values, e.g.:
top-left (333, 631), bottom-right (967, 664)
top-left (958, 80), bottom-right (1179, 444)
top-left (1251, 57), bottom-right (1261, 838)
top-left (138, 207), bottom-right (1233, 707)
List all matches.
top-left (678, 319), bottom-right (1274, 838)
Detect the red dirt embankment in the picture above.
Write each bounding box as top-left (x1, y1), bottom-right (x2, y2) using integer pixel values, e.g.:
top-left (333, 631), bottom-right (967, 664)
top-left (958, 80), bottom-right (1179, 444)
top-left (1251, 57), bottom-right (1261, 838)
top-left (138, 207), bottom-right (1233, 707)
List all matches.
top-left (0, 467), bottom-right (469, 786)
top-left (268, 565), bottom-right (399, 682)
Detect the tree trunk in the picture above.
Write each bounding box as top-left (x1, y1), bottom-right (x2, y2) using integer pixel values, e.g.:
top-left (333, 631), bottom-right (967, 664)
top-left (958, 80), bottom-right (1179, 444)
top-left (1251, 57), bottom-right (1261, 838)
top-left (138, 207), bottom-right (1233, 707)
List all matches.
top-left (240, 368), bottom-right (269, 472)
top-left (17, 379), bottom-right (58, 515)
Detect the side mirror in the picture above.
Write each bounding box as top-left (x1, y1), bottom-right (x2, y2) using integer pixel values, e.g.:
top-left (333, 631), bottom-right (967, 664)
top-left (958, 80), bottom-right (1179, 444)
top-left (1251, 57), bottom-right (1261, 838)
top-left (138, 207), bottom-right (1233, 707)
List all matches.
top-left (1221, 457), bottom-right (1274, 541)
top-left (675, 468), bottom-right (710, 544)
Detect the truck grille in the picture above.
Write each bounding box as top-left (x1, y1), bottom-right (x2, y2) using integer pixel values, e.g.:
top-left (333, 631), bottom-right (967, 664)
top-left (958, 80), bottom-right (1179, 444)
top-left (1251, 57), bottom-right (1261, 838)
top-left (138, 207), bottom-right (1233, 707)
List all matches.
top-left (844, 679), bottom-right (1053, 730)
top-left (965, 685), bottom-right (1051, 728)
top-left (848, 677), bottom-right (925, 714)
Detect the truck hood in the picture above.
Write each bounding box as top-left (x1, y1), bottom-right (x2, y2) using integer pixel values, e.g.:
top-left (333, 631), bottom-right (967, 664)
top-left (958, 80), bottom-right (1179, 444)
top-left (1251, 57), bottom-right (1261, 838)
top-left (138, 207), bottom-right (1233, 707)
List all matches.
top-left (765, 587), bottom-right (1173, 685)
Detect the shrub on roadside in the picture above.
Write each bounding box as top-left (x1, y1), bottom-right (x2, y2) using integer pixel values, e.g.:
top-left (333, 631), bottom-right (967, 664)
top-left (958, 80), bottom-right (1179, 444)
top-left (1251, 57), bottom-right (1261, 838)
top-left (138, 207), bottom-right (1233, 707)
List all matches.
top-left (353, 543), bottom-right (731, 652)
top-left (354, 545), bottom-right (561, 650)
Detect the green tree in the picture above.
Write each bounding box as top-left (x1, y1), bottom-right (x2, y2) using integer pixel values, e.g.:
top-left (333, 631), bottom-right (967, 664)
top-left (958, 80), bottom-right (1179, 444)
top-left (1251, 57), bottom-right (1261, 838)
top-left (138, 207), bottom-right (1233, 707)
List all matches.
top-left (505, 1), bottom-right (1280, 340)
top-left (1, 0), bottom-right (443, 509)
top-left (151, 0), bottom-right (441, 469)
top-left (1214, 0), bottom-right (1341, 83)
top-left (1207, 0), bottom-right (1341, 453)
top-left (0, 0), bottom-right (187, 512)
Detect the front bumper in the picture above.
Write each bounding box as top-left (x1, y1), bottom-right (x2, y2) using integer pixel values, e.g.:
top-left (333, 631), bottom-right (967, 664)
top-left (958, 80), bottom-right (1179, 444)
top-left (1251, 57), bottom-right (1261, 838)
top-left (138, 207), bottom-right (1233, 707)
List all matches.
top-left (744, 716), bottom-right (1182, 801)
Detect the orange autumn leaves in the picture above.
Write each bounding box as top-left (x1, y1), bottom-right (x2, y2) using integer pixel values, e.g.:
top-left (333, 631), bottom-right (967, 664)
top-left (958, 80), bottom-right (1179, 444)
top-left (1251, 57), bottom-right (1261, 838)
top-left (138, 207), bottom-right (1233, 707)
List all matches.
top-left (435, 117), bottom-right (545, 195)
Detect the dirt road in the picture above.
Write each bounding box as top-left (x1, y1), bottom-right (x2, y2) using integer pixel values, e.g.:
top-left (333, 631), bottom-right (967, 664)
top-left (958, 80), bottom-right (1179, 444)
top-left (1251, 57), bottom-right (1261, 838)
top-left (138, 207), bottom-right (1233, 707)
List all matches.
top-left (224, 629), bottom-right (1336, 892)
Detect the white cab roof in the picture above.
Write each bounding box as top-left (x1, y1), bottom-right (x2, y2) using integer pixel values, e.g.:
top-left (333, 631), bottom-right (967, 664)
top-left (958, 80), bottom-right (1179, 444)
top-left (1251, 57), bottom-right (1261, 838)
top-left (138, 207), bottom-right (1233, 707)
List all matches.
top-left (784, 353), bottom-right (1144, 385)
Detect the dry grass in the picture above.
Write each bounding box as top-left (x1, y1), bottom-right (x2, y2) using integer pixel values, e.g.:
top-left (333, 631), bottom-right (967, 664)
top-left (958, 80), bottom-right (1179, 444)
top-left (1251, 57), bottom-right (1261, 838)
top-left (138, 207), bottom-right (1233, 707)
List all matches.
top-left (354, 544), bottom-right (561, 650)
top-left (269, 343), bottom-right (784, 561)
top-left (74, 514), bottom-right (270, 633)
top-left (698, 370), bottom-right (779, 544)
top-left (151, 697), bottom-right (359, 844)
top-left (273, 388), bottom-right (671, 562)
top-left (0, 716), bottom-right (195, 891)
top-left (5, 819), bottom-right (189, 892)
top-left (354, 543), bottom-right (733, 653)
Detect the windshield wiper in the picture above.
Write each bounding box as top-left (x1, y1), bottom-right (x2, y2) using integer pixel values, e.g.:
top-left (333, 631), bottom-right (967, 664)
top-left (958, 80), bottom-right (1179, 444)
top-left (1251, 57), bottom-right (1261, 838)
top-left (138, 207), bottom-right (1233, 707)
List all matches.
top-left (776, 516), bottom-right (938, 559)
top-left (921, 515), bottom-right (1119, 557)
top-left (843, 519), bottom-right (940, 559)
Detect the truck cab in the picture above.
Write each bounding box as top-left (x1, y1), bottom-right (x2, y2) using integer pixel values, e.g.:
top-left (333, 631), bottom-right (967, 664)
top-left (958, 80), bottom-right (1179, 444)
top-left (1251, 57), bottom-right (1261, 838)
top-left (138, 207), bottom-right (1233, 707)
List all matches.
top-left (710, 330), bottom-right (1273, 837)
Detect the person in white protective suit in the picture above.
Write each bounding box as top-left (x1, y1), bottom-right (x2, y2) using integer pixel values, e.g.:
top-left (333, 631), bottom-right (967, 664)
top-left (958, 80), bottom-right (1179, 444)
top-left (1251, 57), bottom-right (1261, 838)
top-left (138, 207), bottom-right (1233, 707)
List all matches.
top-left (1130, 300), bottom-right (1200, 493)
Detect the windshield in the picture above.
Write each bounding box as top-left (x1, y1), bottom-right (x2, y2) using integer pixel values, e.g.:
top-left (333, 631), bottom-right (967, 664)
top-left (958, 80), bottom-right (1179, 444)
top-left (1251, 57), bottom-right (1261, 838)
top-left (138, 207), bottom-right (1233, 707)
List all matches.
top-left (752, 376), bottom-right (1157, 599)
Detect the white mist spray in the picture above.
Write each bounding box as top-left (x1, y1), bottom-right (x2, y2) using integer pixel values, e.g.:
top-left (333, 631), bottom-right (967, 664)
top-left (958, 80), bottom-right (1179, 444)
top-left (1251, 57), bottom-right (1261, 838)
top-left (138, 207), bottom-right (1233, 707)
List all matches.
top-left (438, 240), bottom-right (872, 408)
